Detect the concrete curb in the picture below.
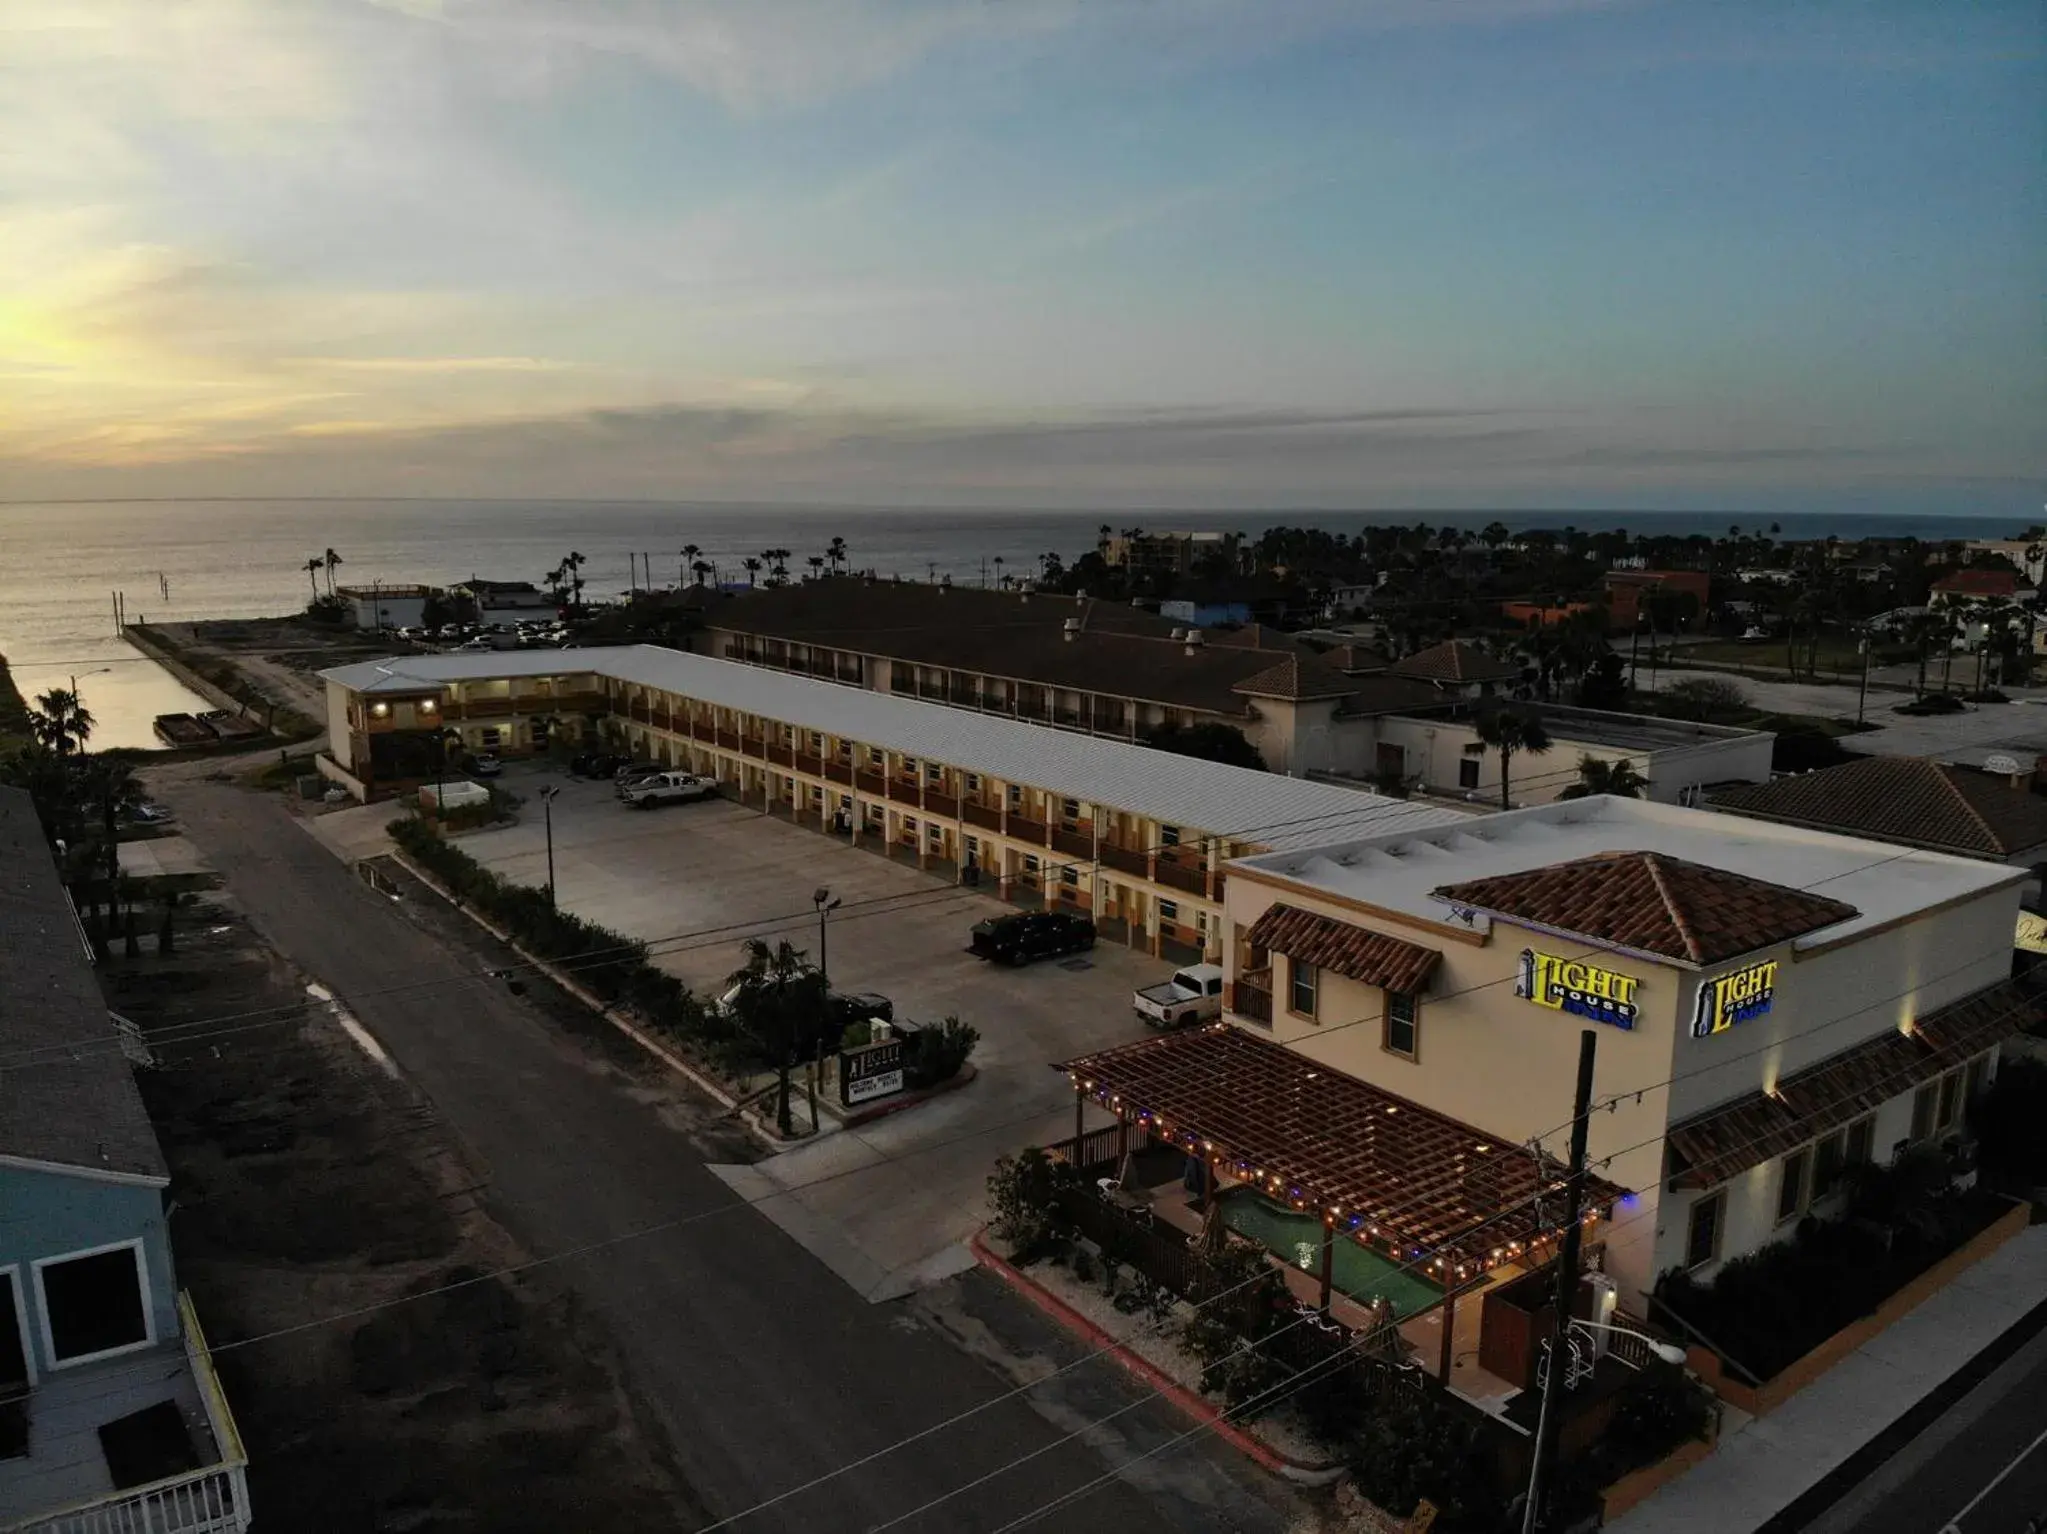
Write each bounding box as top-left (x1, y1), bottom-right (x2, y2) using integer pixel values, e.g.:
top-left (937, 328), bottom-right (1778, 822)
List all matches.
top-left (385, 847), bottom-right (789, 1151)
top-left (967, 1230), bottom-right (1346, 1487)
top-left (842, 1062), bottom-right (979, 1127)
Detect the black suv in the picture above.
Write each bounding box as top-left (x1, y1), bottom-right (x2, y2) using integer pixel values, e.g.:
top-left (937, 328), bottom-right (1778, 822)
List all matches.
top-left (968, 910), bottom-right (1097, 966)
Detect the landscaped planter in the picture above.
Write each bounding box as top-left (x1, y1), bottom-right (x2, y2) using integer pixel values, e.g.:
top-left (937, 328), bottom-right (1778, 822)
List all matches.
top-left (1600, 1432), bottom-right (1716, 1521)
top-left (1684, 1196), bottom-right (2030, 1416)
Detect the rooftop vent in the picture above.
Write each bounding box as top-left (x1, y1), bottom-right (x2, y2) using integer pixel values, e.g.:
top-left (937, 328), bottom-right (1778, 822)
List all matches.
top-left (1184, 630), bottom-right (1206, 654)
top-left (1169, 628), bottom-right (1186, 642)
top-left (1062, 617), bottom-right (1081, 641)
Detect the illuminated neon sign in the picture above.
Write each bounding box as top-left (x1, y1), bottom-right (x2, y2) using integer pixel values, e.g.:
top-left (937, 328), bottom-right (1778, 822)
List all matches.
top-left (1517, 949), bottom-right (1640, 1031)
top-left (1692, 960), bottom-right (1777, 1038)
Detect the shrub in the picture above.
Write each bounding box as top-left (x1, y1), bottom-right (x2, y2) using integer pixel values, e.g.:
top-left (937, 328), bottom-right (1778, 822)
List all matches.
top-left (1895, 693), bottom-right (1966, 715)
top-left (1657, 677), bottom-right (1749, 723)
top-left (907, 1016), bottom-right (978, 1087)
top-left (986, 1147), bottom-right (1080, 1262)
top-left (1346, 1387), bottom-right (1502, 1528)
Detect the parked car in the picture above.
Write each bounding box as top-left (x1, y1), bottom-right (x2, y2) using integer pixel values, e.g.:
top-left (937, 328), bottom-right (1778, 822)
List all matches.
top-left (618, 771), bottom-right (718, 808)
top-left (463, 751), bottom-right (503, 778)
top-left (1132, 963), bottom-right (1224, 1028)
top-left (612, 760), bottom-right (663, 783)
top-left (968, 910), bottom-right (1096, 965)
top-left (570, 752), bottom-right (626, 779)
top-left (126, 802), bottom-right (176, 825)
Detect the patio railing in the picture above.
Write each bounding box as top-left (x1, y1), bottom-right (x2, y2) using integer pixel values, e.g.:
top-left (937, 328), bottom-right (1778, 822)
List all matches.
top-left (11, 1295), bottom-right (251, 1534)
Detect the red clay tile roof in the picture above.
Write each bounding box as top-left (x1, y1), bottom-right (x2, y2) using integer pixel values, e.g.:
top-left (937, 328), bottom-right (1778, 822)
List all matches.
top-left (1231, 653), bottom-right (1358, 701)
top-left (1246, 903), bottom-right (1443, 993)
top-left (1711, 757), bottom-right (2047, 860)
top-left (1387, 639), bottom-right (1519, 686)
top-left (1931, 569), bottom-right (2021, 597)
top-left (1057, 1025), bottom-right (1628, 1259)
top-left (1666, 977), bottom-right (2039, 1188)
top-left (1434, 851), bottom-right (1859, 964)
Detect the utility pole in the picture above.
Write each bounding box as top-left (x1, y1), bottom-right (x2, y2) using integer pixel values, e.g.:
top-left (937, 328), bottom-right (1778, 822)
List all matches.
top-left (1856, 637), bottom-right (1871, 725)
top-left (540, 786), bottom-right (560, 908)
top-left (1628, 617), bottom-right (1642, 692)
top-left (1521, 1028), bottom-right (1598, 1534)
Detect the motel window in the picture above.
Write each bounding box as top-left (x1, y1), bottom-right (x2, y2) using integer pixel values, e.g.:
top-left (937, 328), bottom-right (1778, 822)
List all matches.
top-left (1290, 960), bottom-right (1319, 1020)
top-left (1685, 1192), bottom-right (1724, 1270)
top-left (1062, 798), bottom-right (1081, 824)
top-left (927, 763), bottom-right (943, 783)
top-left (1062, 866), bottom-right (1079, 886)
top-left (1458, 757), bottom-right (1481, 790)
top-left (1777, 1148), bottom-right (1811, 1225)
top-left (965, 773), bottom-right (981, 792)
top-left (1024, 856), bottom-right (1040, 873)
top-left (1384, 991), bottom-right (1418, 1059)
top-left (1008, 784), bottom-right (1023, 807)
top-left (929, 824), bottom-right (944, 846)
top-left (1159, 900), bottom-right (1179, 924)
top-left (1160, 825), bottom-right (1180, 848)
top-left (902, 757), bottom-right (918, 774)
top-left (838, 742), bottom-right (852, 763)
top-left (869, 748), bottom-right (884, 766)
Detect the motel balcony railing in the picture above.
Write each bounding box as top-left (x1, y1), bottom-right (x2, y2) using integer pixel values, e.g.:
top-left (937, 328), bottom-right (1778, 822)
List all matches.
top-left (1049, 824), bottom-right (1093, 859)
top-left (962, 800), bottom-right (1003, 832)
top-left (853, 769), bottom-right (886, 796)
top-left (1154, 858), bottom-right (1208, 896)
top-left (1006, 814), bottom-right (1049, 843)
top-left (1099, 841), bottom-right (1148, 877)
top-left (923, 789), bottom-right (959, 818)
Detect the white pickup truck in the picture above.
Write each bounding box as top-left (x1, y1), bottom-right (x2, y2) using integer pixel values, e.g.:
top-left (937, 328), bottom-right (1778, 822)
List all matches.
top-left (618, 771), bottom-right (719, 809)
top-left (1132, 963), bottom-right (1225, 1029)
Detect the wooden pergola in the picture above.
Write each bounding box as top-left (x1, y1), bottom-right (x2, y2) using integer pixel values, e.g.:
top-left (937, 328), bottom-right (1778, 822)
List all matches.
top-left (1056, 1025), bottom-right (1629, 1375)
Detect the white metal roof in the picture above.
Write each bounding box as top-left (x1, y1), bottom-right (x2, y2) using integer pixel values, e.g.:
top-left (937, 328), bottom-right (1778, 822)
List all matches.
top-left (320, 645), bottom-right (1471, 849)
top-left (1229, 794), bottom-right (2021, 950)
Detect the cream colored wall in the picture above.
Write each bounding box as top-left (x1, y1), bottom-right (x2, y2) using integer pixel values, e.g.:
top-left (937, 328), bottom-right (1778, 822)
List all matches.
top-left (1223, 873), bottom-right (1684, 1302)
top-left (1665, 885), bottom-right (2022, 1123)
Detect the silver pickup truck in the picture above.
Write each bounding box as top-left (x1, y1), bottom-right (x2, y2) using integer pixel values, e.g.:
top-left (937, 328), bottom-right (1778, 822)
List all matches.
top-left (1132, 963), bottom-right (1225, 1029)
top-left (617, 771), bottom-right (719, 809)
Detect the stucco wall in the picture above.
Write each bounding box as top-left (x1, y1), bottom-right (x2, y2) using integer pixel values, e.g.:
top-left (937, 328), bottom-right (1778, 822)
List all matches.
top-left (0, 1166), bottom-right (178, 1375)
top-left (1666, 885), bottom-right (2022, 1123)
top-left (1223, 872), bottom-right (1684, 1303)
top-left (325, 680), bottom-right (356, 770)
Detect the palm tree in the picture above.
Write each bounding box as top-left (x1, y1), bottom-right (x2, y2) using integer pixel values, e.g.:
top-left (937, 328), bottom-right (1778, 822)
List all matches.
top-left (742, 556), bottom-right (763, 587)
top-left (771, 548), bottom-right (793, 583)
top-left (78, 751), bottom-right (141, 950)
top-left (690, 559), bottom-right (714, 587)
top-left (1557, 755), bottom-right (1649, 800)
top-left (30, 688), bottom-right (95, 756)
top-left (806, 555), bottom-right (826, 580)
top-left (724, 938), bottom-right (827, 1136)
top-left (304, 555), bottom-right (324, 599)
top-left (682, 544), bottom-right (703, 586)
top-left (827, 536), bottom-right (848, 574)
top-left (323, 547), bottom-right (343, 598)
top-left (563, 551), bottom-right (587, 613)
top-left (1474, 706), bottom-right (1552, 810)
top-left (993, 555), bottom-right (1007, 589)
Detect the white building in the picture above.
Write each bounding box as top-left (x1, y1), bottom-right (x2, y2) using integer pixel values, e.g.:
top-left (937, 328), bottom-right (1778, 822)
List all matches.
top-left (316, 644), bottom-right (1468, 961)
top-left (1207, 796), bottom-right (2027, 1309)
top-left (336, 584), bottom-right (431, 631)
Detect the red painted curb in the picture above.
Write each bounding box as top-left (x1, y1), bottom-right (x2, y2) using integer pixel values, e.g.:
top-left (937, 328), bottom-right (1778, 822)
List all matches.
top-left (970, 1230), bottom-right (1325, 1476)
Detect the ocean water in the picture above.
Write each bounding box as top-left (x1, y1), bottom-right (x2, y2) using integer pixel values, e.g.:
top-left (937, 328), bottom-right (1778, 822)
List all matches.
top-left (0, 499), bottom-right (2025, 750)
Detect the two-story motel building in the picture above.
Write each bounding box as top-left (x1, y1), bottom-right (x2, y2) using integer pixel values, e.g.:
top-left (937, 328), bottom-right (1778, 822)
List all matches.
top-left (1195, 796), bottom-right (2030, 1306)
top-left (316, 645), bottom-right (1469, 961)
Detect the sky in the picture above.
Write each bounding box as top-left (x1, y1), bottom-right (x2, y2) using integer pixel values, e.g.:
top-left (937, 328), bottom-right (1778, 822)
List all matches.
top-left (1, 0), bottom-right (2042, 513)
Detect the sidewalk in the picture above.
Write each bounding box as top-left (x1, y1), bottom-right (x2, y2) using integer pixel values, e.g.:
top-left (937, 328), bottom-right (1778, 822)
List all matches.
top-left (1609, 1224), bottom-right (2047, 1533)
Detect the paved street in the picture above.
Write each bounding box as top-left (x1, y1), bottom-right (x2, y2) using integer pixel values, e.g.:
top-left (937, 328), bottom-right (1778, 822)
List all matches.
top-left (454, 765), bottom-right (1177, 1299)
top-left (153, 779), bottom-right (1297, 1534)
top-left (1808, 1319), bottom-right (2047, 1534)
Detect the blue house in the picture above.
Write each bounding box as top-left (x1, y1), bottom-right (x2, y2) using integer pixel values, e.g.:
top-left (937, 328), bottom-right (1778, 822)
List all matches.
top-left (0, 786), bottom-right (249, 1532)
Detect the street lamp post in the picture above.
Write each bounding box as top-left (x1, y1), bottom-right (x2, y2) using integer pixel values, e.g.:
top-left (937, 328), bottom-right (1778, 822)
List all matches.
top-left (812, 886), bottom-right (842, 978)
top-left (540, 786), bottom-right (561, 908)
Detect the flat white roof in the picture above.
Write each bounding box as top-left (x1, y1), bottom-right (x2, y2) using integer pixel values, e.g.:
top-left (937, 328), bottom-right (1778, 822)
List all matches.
top-left (1229, 795), bottom-right (2020, 951)
top-left (320, 645), bottom-right (1471, 849)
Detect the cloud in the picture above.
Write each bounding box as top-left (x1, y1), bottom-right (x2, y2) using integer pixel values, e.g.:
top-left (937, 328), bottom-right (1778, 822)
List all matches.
top-left (292, 356), bottom-right (578, 374)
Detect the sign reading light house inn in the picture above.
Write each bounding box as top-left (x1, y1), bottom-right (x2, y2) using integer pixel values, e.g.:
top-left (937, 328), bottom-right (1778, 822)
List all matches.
top-left (1517, 948), bottom-right (1641, 1030)
top-left (1692, 959), bottom-right (1778, 1037)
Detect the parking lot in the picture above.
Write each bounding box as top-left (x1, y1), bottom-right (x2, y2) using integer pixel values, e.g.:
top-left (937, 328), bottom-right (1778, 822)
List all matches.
top-left (457, 762), bottom-right (1178, 1298)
